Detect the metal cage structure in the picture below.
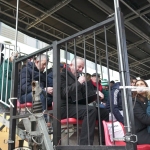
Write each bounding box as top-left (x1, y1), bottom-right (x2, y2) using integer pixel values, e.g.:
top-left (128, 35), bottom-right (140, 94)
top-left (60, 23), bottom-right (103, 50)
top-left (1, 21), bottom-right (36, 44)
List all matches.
top-left (5, 0), bottom-right (138, 150)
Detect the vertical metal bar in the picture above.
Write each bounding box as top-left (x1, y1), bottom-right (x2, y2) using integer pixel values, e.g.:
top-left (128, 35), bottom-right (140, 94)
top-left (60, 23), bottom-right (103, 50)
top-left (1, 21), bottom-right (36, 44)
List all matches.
top-left (83, 36), bottom-right (90, 145)
top-left (114, 0), bottom-right (136, 149)
top-left (53, 41), bottom-right (61, 146)
top-left (99, 51), bottom-right (103, 80)
top-left (93, 31), bottom-right (102, 145)
top-left (104, 26), bottom-right (115, 145)
top-left (65, 42), bottom-right (69, 145)
top-left (1, 44), bottom-right (6, 101)
top-left (45, 51), bottom-right (48, 111)
top-left (8, 61), bottom-right (18, 150)
top-left (31, 56), bottom-right (34, 112)
top-left (10, 46), bottom-right (14, 105)
top-left (25, 61), bottom-right (28, 108)
top-left (39, 55), bottom-right (41, 102)
top-left (5, 46), bottom-right (10, 103)
top-left (114, 0), bottom-right (130, 132)
top-left (31, 56), bottom-right (34, 80)
top-left (19, 59), bottom-right (22, 114)
top-left (15, 0), bottom-right (19, 52)
top-left (74, 39), bottom-right (79, 145)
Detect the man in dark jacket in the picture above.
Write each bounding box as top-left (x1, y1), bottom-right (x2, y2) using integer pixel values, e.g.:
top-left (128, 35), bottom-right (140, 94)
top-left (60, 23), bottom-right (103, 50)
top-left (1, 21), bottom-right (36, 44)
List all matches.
top-left (61, 56), bottom-right (97, 145)
top-left (61, 57), bottom-right (97, 145)
top-left (106, 82), bottom-right (124, 124)
top-left (19, 54), bottom-right (53, 111)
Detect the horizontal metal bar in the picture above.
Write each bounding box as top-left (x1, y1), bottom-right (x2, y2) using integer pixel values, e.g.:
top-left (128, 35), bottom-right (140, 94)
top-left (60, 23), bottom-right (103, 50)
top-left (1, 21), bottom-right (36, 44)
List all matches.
top-left (12, 114), bottom-right (30, 119)
top-left (57, 17), bottom-right (114, 44)
top-left (15, 45), bottom-right (53, 63)
top-left (56, 145), bottom-right (126, 150)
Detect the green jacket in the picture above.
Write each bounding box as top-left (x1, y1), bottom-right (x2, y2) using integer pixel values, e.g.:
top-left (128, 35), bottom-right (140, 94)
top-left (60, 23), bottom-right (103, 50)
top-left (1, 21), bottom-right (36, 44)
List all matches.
top-left (102, 89), bottom-right (109, 103)
top-left (0, 59), bottom-right (13, 104)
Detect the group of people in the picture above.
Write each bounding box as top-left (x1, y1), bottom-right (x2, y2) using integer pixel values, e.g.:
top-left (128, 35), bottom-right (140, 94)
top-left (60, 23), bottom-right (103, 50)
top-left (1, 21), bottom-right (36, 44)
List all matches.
top-left (0, 50), bottom-right (150, 145)
top-left (106, 77), bottom-right (150, 144)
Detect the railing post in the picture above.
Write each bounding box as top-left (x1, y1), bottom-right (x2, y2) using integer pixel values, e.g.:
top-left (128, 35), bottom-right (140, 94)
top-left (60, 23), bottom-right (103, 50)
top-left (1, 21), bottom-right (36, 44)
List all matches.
top-left (114, 0), bottom-right (136, 149)
top-left (8, 61), bottom-right (18, 150)
top-left (53, 41), bottom-right (61, 146)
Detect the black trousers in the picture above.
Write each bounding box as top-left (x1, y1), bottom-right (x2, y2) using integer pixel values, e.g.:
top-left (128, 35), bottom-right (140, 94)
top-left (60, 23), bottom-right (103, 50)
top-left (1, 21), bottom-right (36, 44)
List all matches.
top-left (61, 104), bottom-right (97, 145)
top-left (96, 107), bottom-right (109, 144)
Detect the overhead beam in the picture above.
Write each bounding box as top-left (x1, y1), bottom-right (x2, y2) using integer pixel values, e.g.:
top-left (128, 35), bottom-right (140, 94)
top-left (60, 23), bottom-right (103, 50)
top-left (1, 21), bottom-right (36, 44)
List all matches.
top-left (0, 4), bottom-right (142, 76)
top-left (88, 0), bottom-right (150, 70)
top-left (0, 0), bottom-right (149, 77)
top-left (26, 0), bottom-right (72, 30)
top-left (120, 0), bottom-right (150, 27)
top-left (22, 0), bottom-right (150, 53)
top-left (130, 57), bottom-right (150, 67)
top-left (89, 0), bottom-right (150, 42)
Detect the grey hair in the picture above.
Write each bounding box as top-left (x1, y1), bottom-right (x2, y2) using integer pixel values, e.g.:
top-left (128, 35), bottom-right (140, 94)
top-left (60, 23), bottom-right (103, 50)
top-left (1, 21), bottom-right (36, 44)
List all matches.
top-left (71, 56), bottom-right (84, 65)
top-left (36, 54), bottom-right (49, 62)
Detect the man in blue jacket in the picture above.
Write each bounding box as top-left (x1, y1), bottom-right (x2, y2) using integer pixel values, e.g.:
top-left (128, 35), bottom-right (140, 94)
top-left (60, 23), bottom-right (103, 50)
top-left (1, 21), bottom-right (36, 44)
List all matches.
top-left (19, 54), bottom-right (53, 111)
top-left (106, 82), bottom-right (124, 124)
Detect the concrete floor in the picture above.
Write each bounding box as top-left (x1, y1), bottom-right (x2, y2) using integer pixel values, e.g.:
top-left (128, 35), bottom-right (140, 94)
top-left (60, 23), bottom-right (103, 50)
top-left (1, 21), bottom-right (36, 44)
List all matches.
top-left (60, 125), bottom-right (101, 146)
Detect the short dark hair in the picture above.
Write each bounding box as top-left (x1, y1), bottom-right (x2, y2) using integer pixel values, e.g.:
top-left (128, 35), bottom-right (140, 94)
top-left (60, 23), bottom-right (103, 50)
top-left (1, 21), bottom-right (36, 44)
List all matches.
top-left (130, 76), bottom-right (137, 80)
top-left (110, 80), bottom-right (115, 84)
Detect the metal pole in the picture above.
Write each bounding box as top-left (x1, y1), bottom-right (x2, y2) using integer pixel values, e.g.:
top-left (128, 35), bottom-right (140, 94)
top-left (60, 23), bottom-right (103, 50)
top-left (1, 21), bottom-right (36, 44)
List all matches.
top-left (114, 0), bottom-right (136, 149)
top-left (53, 41), bottom-right (61, 146)
top-left (15, 0), bottom-right (19, 52)
top-left (8, 1), bottom-right (19, 149)
top-left (114, 0), bottom-right (130, 132)
top-left (104, 26), bottom-right (115, 145)
top-left (99, 51), bottom-right (103, 80)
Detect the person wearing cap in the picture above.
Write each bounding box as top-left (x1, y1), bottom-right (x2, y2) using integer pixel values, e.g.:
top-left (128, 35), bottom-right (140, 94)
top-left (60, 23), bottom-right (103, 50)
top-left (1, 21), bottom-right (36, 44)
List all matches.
top-left (88, 73), bottom-right (104, 98)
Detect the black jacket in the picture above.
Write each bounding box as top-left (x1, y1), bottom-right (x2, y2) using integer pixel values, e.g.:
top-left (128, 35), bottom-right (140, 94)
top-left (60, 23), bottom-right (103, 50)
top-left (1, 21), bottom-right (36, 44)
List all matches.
top-left (133, 96), bottom-right (150, 133)
top-left (87, 80), bottom-right (97, 92)
top-left (133, 95), bottom-right (150, 144)
top-left (18, 62), bottom-right (46, 96)
top-left (60, 68), bottom-right (95, 107)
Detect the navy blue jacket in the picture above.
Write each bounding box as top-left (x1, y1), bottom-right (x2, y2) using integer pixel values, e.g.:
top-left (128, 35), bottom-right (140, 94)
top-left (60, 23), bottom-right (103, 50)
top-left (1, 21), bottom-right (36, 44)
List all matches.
top-left (47, 72), bottom-right (53, 87)
top-left (46, 71), bottom-right (53, 100)
top-left (18, 62), bottom-right (46, 96)
top-left (107, 82), bottom-right (124, 124)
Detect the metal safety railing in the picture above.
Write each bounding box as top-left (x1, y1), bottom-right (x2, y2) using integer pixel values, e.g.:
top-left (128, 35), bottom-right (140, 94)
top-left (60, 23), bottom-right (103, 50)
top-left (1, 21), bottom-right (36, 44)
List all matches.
top-left (5, 0), bottom-right (138, 150)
